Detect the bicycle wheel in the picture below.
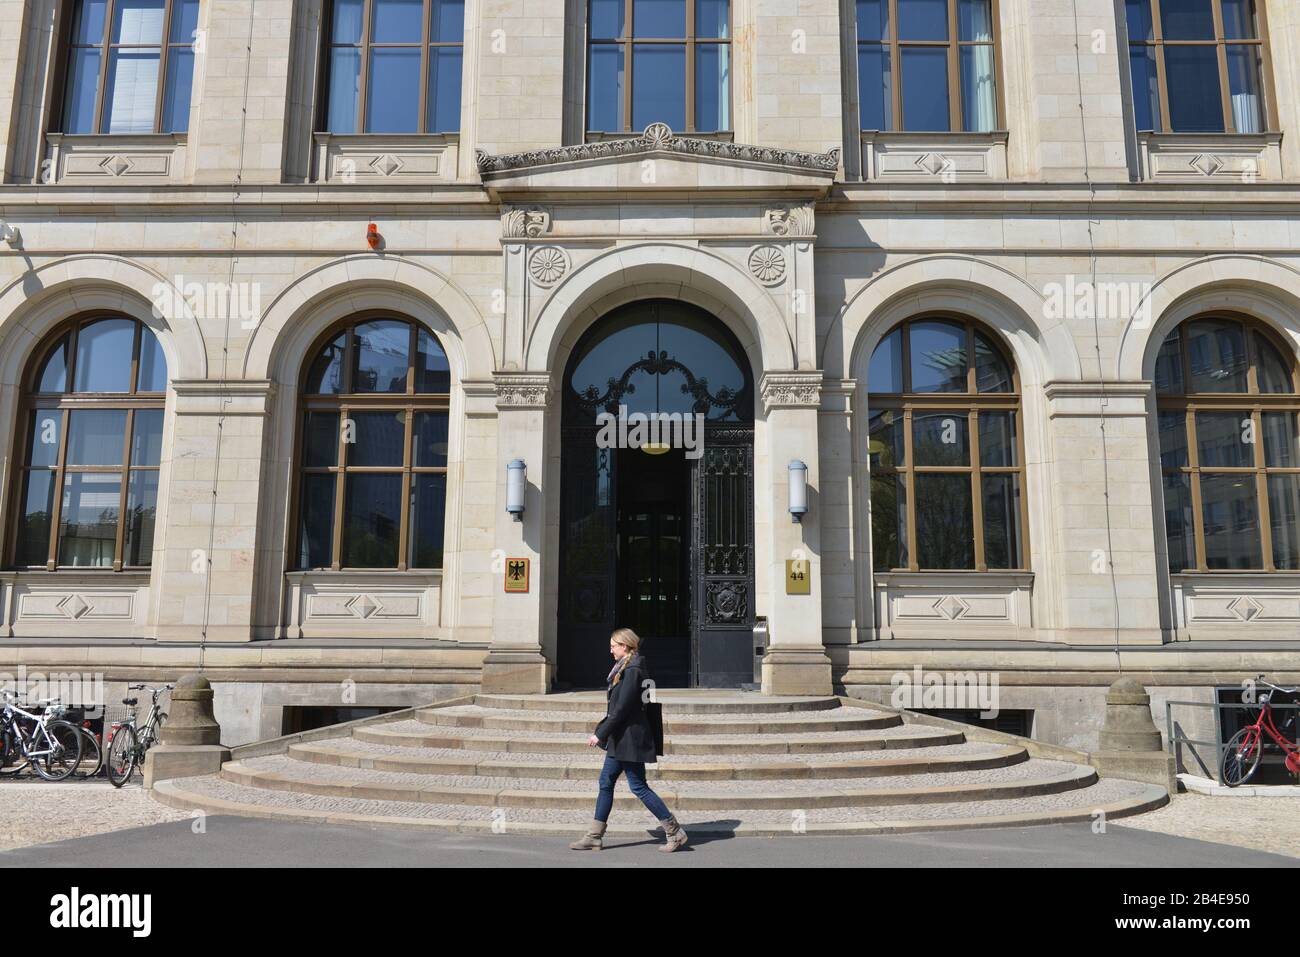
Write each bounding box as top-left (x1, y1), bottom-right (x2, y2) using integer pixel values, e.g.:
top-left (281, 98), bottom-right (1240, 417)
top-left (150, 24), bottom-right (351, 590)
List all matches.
top-left (1221, 727), bottom-right (1263, 787)
top-left (105, 724), bottom-right (138, 788)
top-left (32, 721), bottom-right (83, 781)
top-left (77, 727), bottom-right (103, 778)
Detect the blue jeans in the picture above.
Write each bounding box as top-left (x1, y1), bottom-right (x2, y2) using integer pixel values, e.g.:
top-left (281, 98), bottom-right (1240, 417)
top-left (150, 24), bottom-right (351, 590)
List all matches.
top-left (594, 753), bottom-right (672, 823)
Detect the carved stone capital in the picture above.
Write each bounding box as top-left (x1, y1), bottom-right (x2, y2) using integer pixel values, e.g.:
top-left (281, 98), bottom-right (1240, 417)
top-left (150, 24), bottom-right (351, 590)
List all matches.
top-left (494, 373), bottom-right (553, 410)
top-left (502, 205), bottom-right (552, 238)
top-left (764, 203), bottom-right (816, 237)
top-left (760, 372), bottom-right (824, 412)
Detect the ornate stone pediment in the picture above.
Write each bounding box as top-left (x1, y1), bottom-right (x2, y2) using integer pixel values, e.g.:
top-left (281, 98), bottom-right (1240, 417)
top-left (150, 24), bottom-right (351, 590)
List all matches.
top-left (477, 124), bottom-right (840, 196)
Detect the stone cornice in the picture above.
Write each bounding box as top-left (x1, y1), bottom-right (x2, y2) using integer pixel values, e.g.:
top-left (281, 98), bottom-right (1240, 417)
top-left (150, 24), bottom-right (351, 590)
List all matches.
top-left (760, 372), bottom-right (825, 412)
top-left (476, 124), bottom-right (841, 176)
top-left (1044, 380), bottom-right (1153, 418)
top-left (170, 378), bottom-right (275, 415)
top-left (493, 372), bottom-right (553, 410)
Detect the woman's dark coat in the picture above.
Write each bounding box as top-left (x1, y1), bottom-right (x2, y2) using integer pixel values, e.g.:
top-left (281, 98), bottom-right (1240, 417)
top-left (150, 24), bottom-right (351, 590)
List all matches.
top-left (594, 654), bottom-right (663, 764)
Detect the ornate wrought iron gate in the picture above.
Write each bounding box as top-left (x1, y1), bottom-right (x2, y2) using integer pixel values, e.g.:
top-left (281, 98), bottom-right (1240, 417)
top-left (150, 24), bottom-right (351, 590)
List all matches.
top-left (693, 430), bottom-right (755, 687)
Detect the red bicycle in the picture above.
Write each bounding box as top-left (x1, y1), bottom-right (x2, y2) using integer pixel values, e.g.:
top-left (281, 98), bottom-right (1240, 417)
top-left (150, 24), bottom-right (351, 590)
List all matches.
top-left (1220, 675), bottom-right (1300, 787)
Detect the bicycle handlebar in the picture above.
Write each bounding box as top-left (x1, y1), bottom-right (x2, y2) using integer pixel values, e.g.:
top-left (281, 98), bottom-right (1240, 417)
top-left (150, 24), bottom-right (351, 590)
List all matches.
top-left (1255, 674), bottom-right (1297, 695)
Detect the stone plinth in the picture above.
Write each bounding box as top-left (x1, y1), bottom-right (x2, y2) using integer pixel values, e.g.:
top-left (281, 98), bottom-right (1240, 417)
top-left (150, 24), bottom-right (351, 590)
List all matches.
top-left (144, 674), bottom-right (231, 788)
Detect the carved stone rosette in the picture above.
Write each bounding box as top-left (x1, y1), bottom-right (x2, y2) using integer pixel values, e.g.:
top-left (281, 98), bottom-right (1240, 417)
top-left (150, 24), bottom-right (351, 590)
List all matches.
top-left (527, 246), bottom-right (568, 286)
top-left (748, 244), bottom-right (786, 286)
top-left (760, 372), bottom-right (824, 413)
top-left (494, 373), bottom-right (553, 410)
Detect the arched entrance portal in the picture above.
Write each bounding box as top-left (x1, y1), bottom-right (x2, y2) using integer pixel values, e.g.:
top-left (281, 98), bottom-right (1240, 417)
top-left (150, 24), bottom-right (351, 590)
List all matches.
top-left (557, 300), bottom-right (756, 688)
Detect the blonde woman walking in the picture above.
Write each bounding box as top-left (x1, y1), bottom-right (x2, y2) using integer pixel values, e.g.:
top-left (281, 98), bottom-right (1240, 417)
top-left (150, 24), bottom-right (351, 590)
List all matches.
top-left (569, 628), bottom-right (688, 853)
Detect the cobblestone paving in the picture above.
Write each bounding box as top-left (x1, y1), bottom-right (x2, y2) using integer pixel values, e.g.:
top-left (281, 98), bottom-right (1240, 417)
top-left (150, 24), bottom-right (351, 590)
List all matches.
top-left (0, 779), bottom-right (190, 851)
top-left (1116, 792), bottom-right (1300, 859)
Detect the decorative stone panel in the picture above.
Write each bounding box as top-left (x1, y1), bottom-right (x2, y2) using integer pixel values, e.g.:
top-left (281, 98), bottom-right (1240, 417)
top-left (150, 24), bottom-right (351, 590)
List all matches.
top-left (862, 132), bottom-right (1008, 181)
top-left (1137, 133), bottom-right (1281, 182)
top-left (1172, 574), bottom-right (1300, 638)
top-left (1, 572), bottom-right (150, 638)
top-left (286, 572), bottom-right (442, 639)
top-left (313, 133), bottom-right (457, 183)
top-left (45, 133), bottom-right (187, 184)
top-left (873, 572), bottom-right (1034, 640)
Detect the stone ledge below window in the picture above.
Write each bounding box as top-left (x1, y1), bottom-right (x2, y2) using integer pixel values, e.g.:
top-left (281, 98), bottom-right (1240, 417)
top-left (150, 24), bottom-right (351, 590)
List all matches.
top-left (873, 570), bottom-right (1033, 640)
top-left (312, 133), bottom-right (460, 184)
top-left (0, 570), bottom-right (151, 638)
top-left (860, 131), bottom-right (1009, 182)
top-left (1170, 571), bottom-right (1300, 638)
top-left (44, 133), bottom-right (188, 185)
top-left (1137, 131), bottom-right (1282, 183)
top-left (285, 570), bottom-right (444, 639)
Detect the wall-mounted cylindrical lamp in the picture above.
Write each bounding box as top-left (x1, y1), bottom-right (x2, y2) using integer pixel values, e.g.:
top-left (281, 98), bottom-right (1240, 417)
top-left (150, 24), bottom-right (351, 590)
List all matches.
top-left (506, 459), bottom-right (527, 521)
top-left (788, 459), bottom-right (808, 523)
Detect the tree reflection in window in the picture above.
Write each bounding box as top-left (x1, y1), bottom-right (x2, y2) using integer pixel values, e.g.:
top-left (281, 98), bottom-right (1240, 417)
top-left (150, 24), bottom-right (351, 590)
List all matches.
top-left (1155, 315), bottom-right (1299, 572)
top-left (295, 315), bottom-right (451, 570)
top-left (866, 316), bottom-right (1024, 572)
top-left (14, 316), bottom-right (167, 570)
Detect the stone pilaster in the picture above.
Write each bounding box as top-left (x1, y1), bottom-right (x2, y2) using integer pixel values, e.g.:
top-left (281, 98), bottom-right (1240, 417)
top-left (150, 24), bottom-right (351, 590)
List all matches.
top-left (152, 380), bottom-right (273, 642)
top-left (480, 372), bottom-right (554, 693)
top-left (759, 372), bottom-right (832, 696)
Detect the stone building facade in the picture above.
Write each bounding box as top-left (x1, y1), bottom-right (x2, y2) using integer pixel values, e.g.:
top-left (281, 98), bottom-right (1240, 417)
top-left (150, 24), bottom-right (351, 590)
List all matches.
top-left (0, 0), bottom-right (1297, 749)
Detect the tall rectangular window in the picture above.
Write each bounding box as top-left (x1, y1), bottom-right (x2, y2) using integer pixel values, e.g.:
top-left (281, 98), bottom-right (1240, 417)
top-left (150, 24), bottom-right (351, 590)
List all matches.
top-left (322, 0), bottom-right (465, 134)
top-left (1125, 0), bottom-right (1270, 133)
top-left (587, 0), bottom-right (731, 135)
top-left (60, 0), bottom-right (200, 134)
top-left (856, 0), bottom-right (999, 132)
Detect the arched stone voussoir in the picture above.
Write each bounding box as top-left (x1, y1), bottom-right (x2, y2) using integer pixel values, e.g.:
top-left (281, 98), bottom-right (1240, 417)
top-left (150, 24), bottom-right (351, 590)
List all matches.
top-left (830, 254), bottom-right (1079, 385)
top-left (0, 254), bottom-right (208, 384)
top-left (526, 243), bottom-right (795, 373)
top-left (244, 255), bottom-right (496, 383)
top-left (1117, 255), bottom-right (1300, 381)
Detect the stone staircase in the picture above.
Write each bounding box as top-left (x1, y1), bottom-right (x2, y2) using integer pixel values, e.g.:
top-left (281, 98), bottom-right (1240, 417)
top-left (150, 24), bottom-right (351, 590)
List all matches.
top-left (151, 692), bottom-right (1168, 838)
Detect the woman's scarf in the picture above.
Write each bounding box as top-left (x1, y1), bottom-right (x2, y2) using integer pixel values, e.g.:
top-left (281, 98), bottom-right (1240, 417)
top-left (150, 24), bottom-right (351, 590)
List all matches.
top-left (607, 653), bottom-right (633, 687)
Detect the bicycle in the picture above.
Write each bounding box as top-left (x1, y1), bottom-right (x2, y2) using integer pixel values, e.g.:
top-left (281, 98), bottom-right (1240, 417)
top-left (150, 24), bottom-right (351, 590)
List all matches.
top-left (1219, 675), bottom-right (1300, 787)
top-left (44, 703), bottom-right (104, 779)
top-left (105, 684), bottom-right (173, 788)
top-left (0, 691), bottom-right (84, 781)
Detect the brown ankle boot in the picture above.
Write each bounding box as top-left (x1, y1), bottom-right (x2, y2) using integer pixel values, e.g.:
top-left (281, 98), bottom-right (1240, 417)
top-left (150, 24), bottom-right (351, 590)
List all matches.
top-left (569, 819), bottom-right (607, 850)
top-left (658, 815), bottom-right (688, 852)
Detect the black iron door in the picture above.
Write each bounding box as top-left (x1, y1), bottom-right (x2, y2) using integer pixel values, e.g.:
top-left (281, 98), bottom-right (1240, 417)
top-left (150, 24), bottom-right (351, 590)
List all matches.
top-left (556, 431), bottom-right (617, 688)
top-left (693, 429), bottom-right (755, 687)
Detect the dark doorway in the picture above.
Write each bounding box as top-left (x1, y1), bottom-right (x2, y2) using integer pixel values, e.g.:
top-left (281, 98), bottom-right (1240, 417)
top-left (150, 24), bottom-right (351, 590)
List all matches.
top-left (556, 300), bottom-right (755, 689)
top-left (616, 447), bottom-right (691, 687)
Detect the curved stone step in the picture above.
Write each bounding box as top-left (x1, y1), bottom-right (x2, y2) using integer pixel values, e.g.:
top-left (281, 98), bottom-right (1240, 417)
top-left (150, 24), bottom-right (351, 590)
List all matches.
top-left (354, 719), bottom-right (964, 755)
top-left (286, 738), bottom-right (1028, 781)
top-left (153, 773), bottom-right (1168, 837)
top-left (417, 704), bottom-right (899, 736)
top-left (474, 693), bottom-right (840, 714)
top-left (218, 755), bottom-right (1096, 810)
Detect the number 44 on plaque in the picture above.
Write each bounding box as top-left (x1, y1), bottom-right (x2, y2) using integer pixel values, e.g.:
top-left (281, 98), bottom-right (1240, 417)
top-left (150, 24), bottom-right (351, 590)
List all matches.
top-left (785, 559), bottom-right (810, 595)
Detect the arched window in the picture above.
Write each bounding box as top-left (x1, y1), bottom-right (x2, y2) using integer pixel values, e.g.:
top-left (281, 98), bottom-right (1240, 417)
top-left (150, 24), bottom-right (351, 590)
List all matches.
top-left (1154, 315), bottom-right (1299, 572)
top-left (12, 316), bottom-right (168, 570)
top-left (295, 315), bottom-right (451, 570)
top-left (866, 316), bottom-right (1025, 571)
